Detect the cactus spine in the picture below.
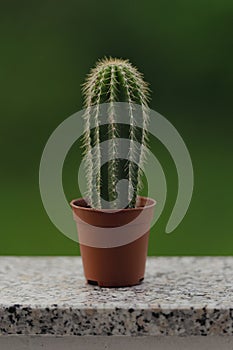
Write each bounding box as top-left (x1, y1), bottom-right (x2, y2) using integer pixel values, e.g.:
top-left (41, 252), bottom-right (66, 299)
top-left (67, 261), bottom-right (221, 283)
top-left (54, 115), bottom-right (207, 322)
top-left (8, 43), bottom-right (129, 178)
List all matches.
top-left (82, 57), bottom-right (150, 209)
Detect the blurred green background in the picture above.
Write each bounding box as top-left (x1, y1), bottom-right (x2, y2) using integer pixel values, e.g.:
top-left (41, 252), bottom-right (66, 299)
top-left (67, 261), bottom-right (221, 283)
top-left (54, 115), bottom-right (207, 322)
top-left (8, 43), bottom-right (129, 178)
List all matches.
top-left (0, 0), bottom-right (232, 255)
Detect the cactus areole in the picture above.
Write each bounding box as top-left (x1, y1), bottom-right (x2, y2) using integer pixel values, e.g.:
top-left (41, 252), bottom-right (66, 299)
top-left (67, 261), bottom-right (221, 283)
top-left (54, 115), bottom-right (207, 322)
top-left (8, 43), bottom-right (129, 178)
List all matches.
top-left (70, 58), bottom-right (156, 287)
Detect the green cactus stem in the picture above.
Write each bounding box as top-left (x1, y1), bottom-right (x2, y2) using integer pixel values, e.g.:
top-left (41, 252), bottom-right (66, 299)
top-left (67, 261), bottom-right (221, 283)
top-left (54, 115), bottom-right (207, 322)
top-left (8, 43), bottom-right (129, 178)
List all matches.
top-left (82, 57), bottom-right (150, 209)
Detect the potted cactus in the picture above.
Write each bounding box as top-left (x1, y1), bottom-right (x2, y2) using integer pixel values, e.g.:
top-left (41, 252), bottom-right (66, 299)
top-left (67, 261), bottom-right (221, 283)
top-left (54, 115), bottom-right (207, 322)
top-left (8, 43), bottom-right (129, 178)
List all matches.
top-left (70, 57), bottom-right (156, 287)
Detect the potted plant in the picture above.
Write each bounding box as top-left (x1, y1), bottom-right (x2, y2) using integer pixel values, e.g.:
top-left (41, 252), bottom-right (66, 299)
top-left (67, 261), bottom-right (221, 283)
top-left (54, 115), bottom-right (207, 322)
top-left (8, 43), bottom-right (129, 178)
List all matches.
top-left (70, 57), bottom-right (156, 287)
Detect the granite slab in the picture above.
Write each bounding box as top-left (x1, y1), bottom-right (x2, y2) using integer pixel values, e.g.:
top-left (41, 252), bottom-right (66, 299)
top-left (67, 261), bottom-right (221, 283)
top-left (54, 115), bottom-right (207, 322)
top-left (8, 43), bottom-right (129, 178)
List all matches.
top-left (0, 257), bottom-right (232, 336)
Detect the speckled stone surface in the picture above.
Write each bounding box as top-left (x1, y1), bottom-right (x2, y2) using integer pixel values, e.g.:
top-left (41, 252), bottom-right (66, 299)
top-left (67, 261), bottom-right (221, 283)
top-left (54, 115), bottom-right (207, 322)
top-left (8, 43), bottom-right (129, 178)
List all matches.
top-left (0, 257), bottom-right (232, 336)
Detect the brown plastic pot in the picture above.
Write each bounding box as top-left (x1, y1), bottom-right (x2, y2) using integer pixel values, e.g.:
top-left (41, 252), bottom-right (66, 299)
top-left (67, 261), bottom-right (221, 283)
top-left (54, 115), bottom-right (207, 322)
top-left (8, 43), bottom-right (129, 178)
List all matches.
top-left (70, 196), bottom-right (156, 288)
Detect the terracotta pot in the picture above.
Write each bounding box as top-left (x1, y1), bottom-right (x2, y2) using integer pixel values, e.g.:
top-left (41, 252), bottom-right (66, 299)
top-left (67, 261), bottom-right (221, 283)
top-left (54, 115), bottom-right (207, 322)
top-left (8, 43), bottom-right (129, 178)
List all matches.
top-left (70, 196), bottom-right (156, 287)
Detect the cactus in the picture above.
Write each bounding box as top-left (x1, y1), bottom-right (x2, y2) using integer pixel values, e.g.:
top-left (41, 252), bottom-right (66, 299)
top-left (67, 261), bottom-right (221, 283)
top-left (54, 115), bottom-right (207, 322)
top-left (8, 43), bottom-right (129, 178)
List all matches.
top-left (82, 57), bottom-right (150, 209)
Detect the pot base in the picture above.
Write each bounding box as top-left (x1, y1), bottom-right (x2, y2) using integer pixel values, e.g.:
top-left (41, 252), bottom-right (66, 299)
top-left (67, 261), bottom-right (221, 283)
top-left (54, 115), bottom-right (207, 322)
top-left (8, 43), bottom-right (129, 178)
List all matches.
top-left (79, 230), bottom-right (149, 288)
top-left (87, 277), bottom-right (144, 288)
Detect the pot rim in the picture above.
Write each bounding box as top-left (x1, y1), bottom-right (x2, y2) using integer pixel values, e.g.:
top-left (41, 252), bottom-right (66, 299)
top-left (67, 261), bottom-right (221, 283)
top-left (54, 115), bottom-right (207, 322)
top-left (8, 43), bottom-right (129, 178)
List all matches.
top-left (70, 196), bottom-right (156, 213)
